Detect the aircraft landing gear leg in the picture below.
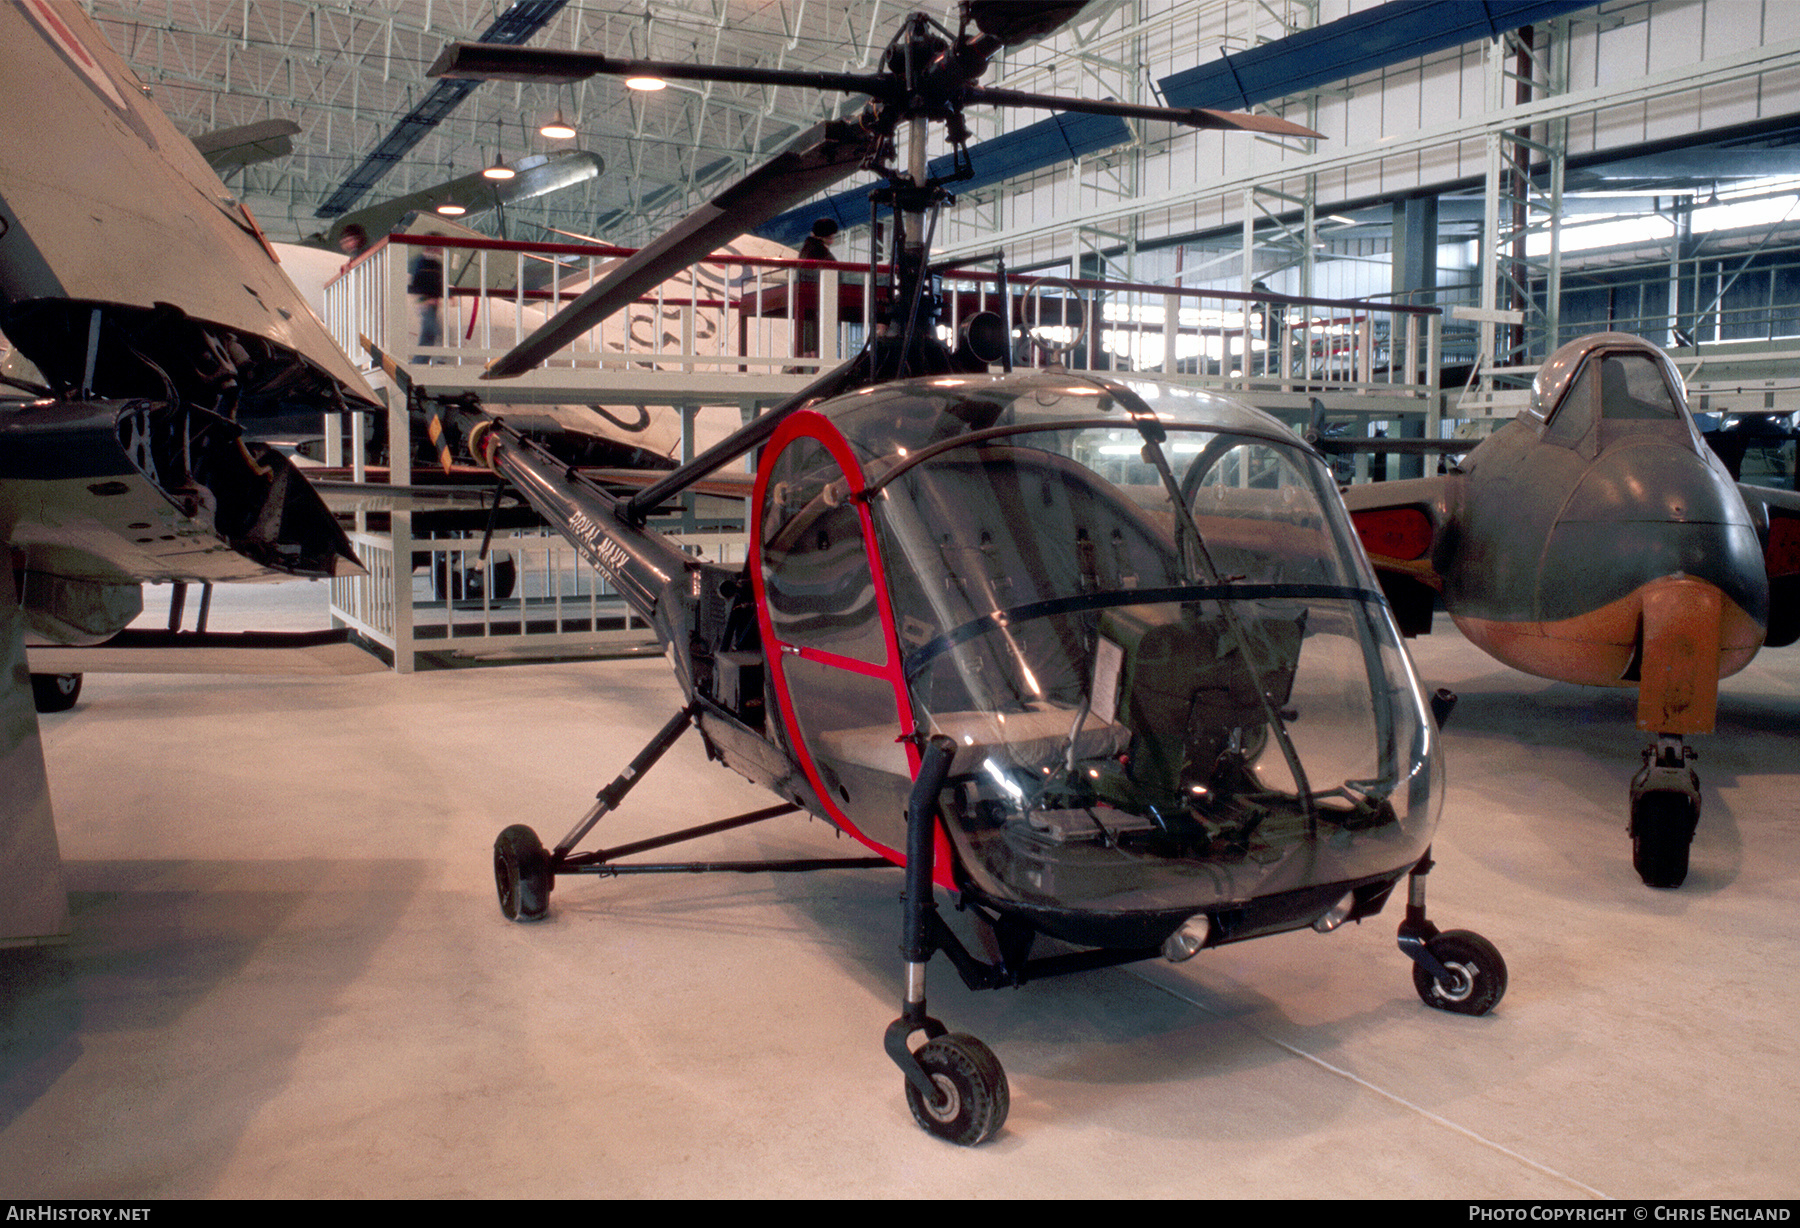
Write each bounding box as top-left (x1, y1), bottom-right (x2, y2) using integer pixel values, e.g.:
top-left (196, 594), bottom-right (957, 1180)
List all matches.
top-left (1629, 734), bottom-right (1700, 889)
top-left (1397, 849), bottom-right (1507, 1016)
top-left (885, 735), bottom-right (1009, 1146)
top-left (490, 704), bottom-right (697, 921)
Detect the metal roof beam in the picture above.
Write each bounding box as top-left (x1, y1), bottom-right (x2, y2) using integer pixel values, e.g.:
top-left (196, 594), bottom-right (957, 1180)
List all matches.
top-left (314, 0), bottom-right (568, 218)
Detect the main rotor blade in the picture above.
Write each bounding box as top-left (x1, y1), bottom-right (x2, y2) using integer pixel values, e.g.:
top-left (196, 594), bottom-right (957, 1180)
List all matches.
top-left (484, 118), bottom-right (877, 378)
top-left (964, 1), bottom-right (1093, 47)
top-left (430, 41), bottom-right (887, 97)
top-left (964, 86), bottom-right (1323, 138)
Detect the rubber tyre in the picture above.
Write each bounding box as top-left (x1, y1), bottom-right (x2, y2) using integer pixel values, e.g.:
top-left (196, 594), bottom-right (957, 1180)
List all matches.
top-left (494, 824), bottom-right (552, 922)
top-left (1632, 791), bottom-right (1696, 889)
top-left (30, 673), bottom-right (82, 713)
top-left (904, 1033), bottom-right (1009, 1146)
top-left (1412, 929), bottom-right (1507, 1016)
top-left (483, 555), bottom-right (517, 602)
top-left (434, 555), bottom-right (516, 602)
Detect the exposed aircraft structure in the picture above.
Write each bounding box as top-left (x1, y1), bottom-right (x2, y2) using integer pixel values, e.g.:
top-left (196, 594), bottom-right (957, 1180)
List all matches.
top-left (0, 0), bottom-right (378, 943)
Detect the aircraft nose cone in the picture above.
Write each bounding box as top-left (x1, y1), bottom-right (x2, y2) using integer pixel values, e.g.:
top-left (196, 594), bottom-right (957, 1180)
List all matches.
top-left (1539, 441), bottom-right (1767, 627)
top-left (1559, 439), bottom-right (1746, 527)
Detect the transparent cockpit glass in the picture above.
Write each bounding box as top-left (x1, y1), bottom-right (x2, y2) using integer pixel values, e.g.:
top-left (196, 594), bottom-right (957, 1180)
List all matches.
top-left (760, 434), bottom-right (885, 665)
top-left (1596, 351), bottom-right (1698, 451)
top-left (850, 381), bottom-right (1439, 914)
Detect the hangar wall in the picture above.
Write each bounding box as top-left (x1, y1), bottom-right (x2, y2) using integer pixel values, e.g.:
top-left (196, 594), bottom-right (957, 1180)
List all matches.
top-left (939, 0), bottom-right (1800, 291)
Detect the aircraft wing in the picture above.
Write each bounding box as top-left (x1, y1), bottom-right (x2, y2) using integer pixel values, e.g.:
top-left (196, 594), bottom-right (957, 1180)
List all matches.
top-left (1736, 483), bottom-right (1800, 648)
top-left (0, 1), bottom-right (376, 410)
top-left (190, 119), bottom-right (301, 173)
top-left (1339, 476), bottom-right (1455, 636)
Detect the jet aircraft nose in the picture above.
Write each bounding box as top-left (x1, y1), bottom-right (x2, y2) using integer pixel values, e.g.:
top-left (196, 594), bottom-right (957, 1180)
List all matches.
top-left (1540, 438), bottom-right (1767, 631)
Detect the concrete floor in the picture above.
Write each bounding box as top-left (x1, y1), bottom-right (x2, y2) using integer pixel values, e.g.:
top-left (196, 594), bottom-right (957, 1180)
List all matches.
top-left (3, 582), bottom-right (1797, 1198)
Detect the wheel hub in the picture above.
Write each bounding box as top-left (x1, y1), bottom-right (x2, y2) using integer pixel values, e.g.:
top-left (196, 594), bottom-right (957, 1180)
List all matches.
top-left (1435, 961), bottom-right (1475, 1002)
top-left (925, 1072), bottom-right (961, 1122)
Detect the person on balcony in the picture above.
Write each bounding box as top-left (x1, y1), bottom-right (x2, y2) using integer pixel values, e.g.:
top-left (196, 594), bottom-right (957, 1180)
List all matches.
top-left (409, 249), bottom-right (444, 364)
top-left (796, 217), bottom-right (838, 360)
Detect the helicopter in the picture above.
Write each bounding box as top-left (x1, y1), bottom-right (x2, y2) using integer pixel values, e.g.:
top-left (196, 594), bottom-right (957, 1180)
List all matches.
top-left (418, 1), bottom-right (1507, 1145)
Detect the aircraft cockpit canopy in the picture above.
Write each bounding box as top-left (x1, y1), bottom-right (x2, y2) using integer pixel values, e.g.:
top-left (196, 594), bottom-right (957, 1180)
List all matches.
top-left (754, 373), bottom-right (1442, 945)
top-left (1532, 333), bottom-right (1701, 455)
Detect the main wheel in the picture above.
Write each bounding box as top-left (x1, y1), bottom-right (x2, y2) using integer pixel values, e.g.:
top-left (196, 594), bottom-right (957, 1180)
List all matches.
top-left (481, 555), bottom-right (517, 602)
top-left (1632, 791), bottom-right (1696, 889)
top-left (494, 824), bottom-right (552, 922)
top-left (904, 1033), bottom-right (1009, 1146)
top-left (433, 555), bottom-right (518, 602)
top-left (30, 673), bottom-right (82, 713)
top-left (1412, 929), bottom-right (1507, 1016)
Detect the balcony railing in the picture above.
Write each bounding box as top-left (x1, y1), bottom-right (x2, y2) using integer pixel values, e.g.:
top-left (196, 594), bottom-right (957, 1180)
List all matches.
top-left (323, 233), bottom-right (1442, 403)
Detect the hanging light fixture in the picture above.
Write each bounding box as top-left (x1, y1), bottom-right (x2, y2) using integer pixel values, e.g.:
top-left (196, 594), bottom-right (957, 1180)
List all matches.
top-left (625, 75), bottom-right (666, 91)
top-left (436, 159), bottom-right (467, 215)
top-left (540, 108), bottom-right (576, 140)
top-left (482, 115), bottom-right (515, 181)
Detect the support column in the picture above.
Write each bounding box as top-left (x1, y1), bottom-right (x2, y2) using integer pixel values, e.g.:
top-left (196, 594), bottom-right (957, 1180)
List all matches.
top-left (1, 565), bottom-right (70, 946)
top-left (1392, 196), bottom-right (1439, 477)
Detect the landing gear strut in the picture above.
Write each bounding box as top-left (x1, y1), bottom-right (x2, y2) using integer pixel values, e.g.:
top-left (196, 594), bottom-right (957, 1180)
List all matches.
top-left (885, 735), bottom-right (1010, 1146)
top-left (487, 703), bottom-right (892, 922)
top-left (1629, 734), bottom-right (1700, 888)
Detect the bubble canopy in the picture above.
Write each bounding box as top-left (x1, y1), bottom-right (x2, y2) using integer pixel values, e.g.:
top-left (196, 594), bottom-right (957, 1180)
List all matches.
top-left (752, 372), bottom-right (1442, 948)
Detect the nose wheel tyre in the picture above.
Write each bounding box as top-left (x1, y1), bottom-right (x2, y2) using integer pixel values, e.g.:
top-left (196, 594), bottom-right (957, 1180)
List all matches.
top-left (1631, 790), bottom-right (1697, 889)
top-left (1412, 929), bottom-right (1506, 1016)
top-left (904, 1034), bottom-right (1009, 1146)
top-left (494, 824), bottom-right (552, 922)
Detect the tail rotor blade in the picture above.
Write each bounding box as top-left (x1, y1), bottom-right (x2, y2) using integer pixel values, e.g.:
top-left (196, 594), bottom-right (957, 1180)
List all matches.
top-left (359, 333), bottom-right (413, 399)
top-left (361, 333), bottom-right (452, 472)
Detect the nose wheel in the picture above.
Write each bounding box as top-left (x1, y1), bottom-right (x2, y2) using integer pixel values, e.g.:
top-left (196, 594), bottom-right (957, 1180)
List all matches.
top-left (30, 672), bottom-right (82, 713)
top-left (903, 1033), bottom-right (1010, 1146)
top-left (1410, 929), bottom-right (1507, 1015)
top-left (1397, 851), bottom-right (1507, 1017)
top-left (887, 736), bottom-right (1012, 1146)
top-left (1630, 736), bottom-right (1700, 888)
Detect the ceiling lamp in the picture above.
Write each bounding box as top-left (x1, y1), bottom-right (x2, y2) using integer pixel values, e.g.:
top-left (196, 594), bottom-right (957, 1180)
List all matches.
top-left (436, 161), bottom-right (467, 215)
top-left (482, 116), bottom-right (515, 180)
top-left (540, 107), bottom-right (576, 140)
top-left (625, 76), bottom-right (666, 91)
